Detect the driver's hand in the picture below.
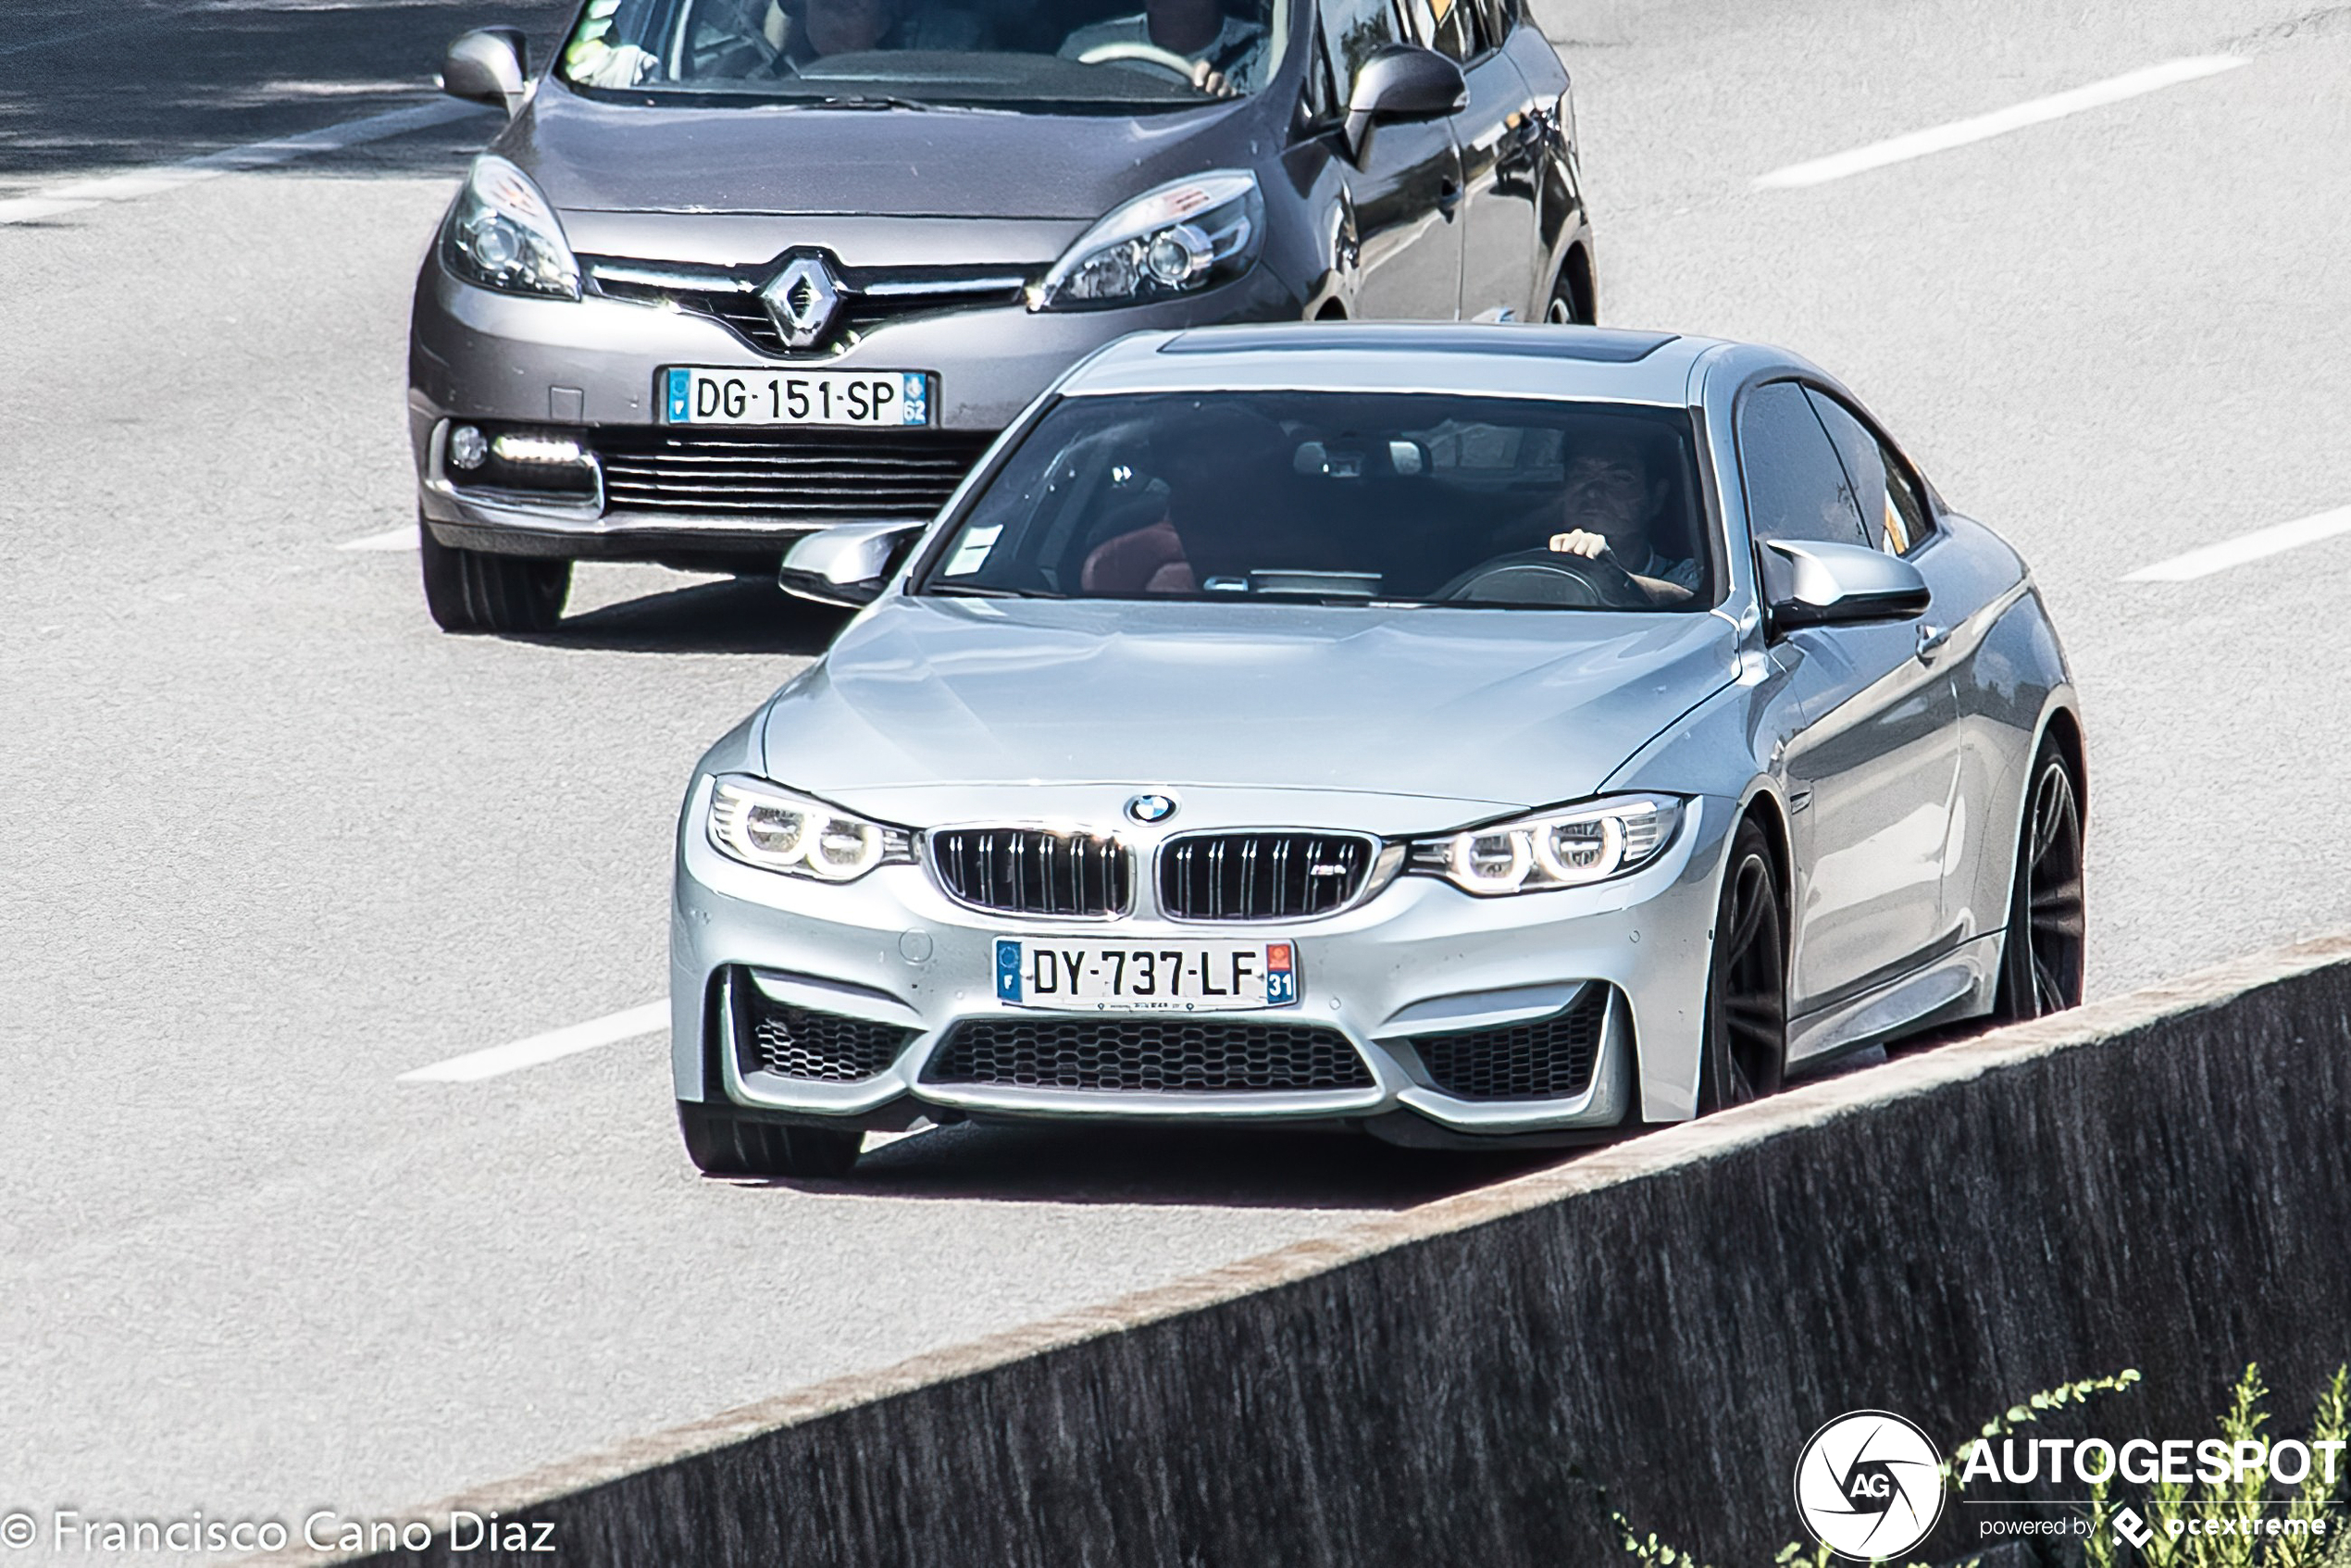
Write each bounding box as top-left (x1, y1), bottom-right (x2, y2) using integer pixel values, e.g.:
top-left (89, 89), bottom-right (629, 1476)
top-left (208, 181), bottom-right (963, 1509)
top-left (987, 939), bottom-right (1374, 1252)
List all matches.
top-left (566, 37), bottom-right (659, 87)
top-left (1549, 529), bottom-right (1610, 559)
top-left (1189, 59), bottom-right (1236, 96)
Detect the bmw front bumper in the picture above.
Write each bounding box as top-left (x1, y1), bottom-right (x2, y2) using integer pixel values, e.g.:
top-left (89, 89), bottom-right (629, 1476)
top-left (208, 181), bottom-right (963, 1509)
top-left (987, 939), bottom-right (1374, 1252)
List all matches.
top-left (669, 782), bottom-right (1737, 1141)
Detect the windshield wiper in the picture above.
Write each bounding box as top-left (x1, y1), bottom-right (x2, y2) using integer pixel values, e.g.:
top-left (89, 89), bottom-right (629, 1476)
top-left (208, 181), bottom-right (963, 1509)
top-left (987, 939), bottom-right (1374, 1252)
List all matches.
top-left (925, 584), bottom-right (1039, 598)
top-left (794, 93), bottom-right (933, 111)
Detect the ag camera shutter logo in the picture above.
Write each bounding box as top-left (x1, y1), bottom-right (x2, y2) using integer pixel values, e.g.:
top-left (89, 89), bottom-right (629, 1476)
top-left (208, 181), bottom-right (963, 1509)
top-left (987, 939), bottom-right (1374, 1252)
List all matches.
top-left (1793, 1411), bottom-right (1947, 1561)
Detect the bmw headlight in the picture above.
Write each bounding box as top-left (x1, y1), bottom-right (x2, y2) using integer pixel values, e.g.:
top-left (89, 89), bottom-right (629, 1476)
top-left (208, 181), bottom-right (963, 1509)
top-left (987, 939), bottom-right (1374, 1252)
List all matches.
top-left (1411, 794), bottom-right (1684, 896)
top-left (440, 155), bottom-right (580, 300)
top-left (706, 777), bottom-right (914, 883)
top-left (1032, 171), bottom-right (1263, 311)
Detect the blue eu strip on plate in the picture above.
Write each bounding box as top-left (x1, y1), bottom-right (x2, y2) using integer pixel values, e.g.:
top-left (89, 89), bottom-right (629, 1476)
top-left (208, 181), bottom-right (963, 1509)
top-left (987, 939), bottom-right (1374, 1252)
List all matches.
top-left (995, 938), bottom-right (1024, 1003)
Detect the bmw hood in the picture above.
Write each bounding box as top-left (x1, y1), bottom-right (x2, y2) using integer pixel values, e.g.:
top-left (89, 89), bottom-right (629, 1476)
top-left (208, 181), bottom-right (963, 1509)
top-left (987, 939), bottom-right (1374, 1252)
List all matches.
top-left (758, 597), bottom-right (1737, 824)
top-left (509, 81), bottom-right (1266, 219)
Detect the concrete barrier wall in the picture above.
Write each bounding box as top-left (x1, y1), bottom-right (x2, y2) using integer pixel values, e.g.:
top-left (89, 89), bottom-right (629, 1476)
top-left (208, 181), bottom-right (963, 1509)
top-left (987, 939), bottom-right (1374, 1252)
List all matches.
top-left (285, 936), bottom-right (2351, 1568)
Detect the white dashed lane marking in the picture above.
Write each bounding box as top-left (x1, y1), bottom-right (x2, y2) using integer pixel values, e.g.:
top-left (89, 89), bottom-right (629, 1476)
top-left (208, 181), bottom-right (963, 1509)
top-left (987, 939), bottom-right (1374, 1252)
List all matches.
top-left (1755, 56), bottom-right (2245, 189)
top-left (2123, 505), bottom-right (2351, 582)
top-left (398, 1002), bottom-right (669, 1084)
top-left (340, 526), bottom-right (421, 552)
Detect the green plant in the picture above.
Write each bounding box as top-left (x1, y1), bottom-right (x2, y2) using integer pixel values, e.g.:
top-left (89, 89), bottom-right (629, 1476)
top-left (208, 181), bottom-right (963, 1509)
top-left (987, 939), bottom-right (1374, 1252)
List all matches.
top-left (2118, 1364), bottom-right (2347, 1568)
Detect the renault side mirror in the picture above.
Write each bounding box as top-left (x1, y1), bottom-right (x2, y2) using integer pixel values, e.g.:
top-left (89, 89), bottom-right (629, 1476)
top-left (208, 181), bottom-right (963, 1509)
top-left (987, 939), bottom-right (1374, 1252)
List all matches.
top-left (1342, 45), bottom-right (1467, 161)
top-left (1761, 538), bottom-right (1931, 628)
top-left (441, 28), bottom-right (530, 119)
top-left (778, 522), bottom-right (926, 607)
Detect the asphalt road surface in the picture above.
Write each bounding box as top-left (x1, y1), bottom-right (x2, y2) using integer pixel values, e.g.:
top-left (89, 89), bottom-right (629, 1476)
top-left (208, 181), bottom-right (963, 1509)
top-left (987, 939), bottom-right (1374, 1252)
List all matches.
top-left (4, 0), bottom-right (2348, 1551)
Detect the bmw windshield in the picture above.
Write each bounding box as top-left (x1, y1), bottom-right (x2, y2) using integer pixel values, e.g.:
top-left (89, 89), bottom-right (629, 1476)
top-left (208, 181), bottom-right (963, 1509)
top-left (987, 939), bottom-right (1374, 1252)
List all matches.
top-left (914, 392), bottom-right (1718, 610)
top-left (560, 0), bottom-right (1289, 106)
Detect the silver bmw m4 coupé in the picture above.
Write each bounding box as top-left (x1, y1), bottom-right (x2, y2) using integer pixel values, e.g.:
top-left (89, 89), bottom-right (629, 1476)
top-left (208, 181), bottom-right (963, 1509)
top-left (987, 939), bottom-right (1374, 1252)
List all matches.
top-left (668, 324), bottom-right (2086, 1176)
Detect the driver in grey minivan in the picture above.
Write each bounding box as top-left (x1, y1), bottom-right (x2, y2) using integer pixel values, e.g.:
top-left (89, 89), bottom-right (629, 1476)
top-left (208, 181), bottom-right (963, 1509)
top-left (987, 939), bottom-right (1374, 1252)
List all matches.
top-left (1059, 0), bottom-right (1268, 96)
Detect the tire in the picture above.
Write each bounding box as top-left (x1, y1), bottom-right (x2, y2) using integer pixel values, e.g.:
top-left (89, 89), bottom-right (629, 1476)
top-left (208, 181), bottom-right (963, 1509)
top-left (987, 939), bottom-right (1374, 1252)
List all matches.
top-left (1994, 741), bottom-right (2086, 1022)
top-left (1698, 819), bottom-right (1788, 1112)
top-left (1543, 255), bottom-right (1593, 325)
top-left (677, 1101), bottom-right (863, 1177)
top-left (419, 518), bottom-right (572, 634)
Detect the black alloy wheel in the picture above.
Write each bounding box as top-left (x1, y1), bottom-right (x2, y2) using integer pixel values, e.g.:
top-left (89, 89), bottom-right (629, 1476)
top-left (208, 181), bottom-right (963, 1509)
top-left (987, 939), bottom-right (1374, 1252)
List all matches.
top-left (1699, 820), bottom-right (1787, 1111)
top-left (1544, 262), bottom-right (1593, 326)
top-left (1996, 745), bottom-right (2086, 1021)
top-left (677, 1101), bottom-right (864, 1178)
top-left (419, 516), bottom-right (573, 634)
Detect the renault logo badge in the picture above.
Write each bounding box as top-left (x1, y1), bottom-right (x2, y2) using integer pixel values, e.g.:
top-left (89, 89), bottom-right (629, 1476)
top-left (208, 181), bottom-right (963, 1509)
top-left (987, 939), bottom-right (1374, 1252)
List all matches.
top-left (760, 254), bottom-right (843, 350)
top-left (1125, 793), bottom-right (1177, 825)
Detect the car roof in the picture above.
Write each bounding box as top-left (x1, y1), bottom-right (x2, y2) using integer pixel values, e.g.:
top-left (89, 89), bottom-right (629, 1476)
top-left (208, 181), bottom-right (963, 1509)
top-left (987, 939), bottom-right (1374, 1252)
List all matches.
top-left (1059, 323), bottom-right (1732, 406)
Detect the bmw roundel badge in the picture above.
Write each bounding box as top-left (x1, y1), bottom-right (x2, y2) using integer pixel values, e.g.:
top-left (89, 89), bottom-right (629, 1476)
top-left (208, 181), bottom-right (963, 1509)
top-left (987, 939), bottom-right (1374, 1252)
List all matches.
top-left (1125, 792), bottom-right (1177, 825)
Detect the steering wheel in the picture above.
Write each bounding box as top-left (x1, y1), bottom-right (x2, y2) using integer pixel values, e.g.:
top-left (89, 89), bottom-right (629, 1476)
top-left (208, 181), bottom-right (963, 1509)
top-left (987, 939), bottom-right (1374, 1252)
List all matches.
top-left (1436, 548), bottom-right (1648, 608)
top-left (1076, 40), bottom-right (1205, 84)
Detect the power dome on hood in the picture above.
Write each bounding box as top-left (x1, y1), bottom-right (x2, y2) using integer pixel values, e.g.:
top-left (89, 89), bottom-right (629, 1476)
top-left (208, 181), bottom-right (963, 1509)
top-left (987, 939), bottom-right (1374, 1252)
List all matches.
top-left (758, 597), bottom-right (1737, 810)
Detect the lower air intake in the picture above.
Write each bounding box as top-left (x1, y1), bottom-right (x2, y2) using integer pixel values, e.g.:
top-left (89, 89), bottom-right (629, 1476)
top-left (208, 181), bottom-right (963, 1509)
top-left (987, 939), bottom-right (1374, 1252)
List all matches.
top-left (739, 984), bottom-right (915, 1082)
top-left (1409, 986), bottom-right (1610, 1100)
top-left (926, 1017), bottom-right (1373, 1093)
top-left (593, 428), bottom-right (993, 522)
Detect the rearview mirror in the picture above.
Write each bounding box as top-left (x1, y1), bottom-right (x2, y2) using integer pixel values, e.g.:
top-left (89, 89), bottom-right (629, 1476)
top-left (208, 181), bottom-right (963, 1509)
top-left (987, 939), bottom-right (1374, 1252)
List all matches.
top-left (1761, 539), bottom-right (1930, 628)
top-left (441, 28), bottom-right (529, 119)
top-left (1342, 45), bottom-right (1468, 161)
top-left (778, 522), bottom-right (926, 607)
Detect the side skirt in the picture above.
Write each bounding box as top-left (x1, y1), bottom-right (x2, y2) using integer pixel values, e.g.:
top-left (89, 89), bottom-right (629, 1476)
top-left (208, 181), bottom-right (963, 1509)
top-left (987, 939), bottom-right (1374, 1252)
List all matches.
top-left (1785, 932), bottom-right (2003, 1067)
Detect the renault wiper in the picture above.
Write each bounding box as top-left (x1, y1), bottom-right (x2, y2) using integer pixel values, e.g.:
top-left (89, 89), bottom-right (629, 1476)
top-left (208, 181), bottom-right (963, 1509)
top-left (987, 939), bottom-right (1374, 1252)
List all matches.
top-left (802, 93), bottom-right (933, 111)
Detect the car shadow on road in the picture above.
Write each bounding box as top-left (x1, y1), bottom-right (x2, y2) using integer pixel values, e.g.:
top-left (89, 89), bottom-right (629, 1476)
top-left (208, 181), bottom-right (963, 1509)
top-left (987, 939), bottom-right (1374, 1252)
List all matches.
top-left (724, 1120), bottom-right (1575, 1211)
top-left (519, 577), bottom-right (851, 656)
top-left (774, 1039), bottom-right (1942, 1208)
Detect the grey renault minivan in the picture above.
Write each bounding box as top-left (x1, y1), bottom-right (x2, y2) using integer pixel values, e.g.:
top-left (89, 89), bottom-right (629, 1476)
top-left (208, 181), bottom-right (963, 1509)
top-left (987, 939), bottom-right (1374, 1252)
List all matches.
top-left (408, 0), bottom-right (1594, 631)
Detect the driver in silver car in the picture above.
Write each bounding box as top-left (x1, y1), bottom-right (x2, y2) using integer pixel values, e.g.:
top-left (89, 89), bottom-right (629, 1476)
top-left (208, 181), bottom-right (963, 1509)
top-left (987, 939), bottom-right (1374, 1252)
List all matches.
top-left (1059, 0), bottom-right (1268, 96)
top-left (1546, 430), bottom-right (1701, 604)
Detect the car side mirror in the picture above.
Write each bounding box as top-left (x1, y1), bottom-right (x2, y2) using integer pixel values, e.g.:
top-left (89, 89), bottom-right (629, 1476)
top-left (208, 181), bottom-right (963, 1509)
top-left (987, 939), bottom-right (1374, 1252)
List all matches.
top-left (778, 522), bottom-right (925, 607)
top-left (441, 28), bottom-right (530, 119)
top-left (1342, 45), bottom-right (1468, 160)
top-left (1761, 539), bottom-right (1930, 628)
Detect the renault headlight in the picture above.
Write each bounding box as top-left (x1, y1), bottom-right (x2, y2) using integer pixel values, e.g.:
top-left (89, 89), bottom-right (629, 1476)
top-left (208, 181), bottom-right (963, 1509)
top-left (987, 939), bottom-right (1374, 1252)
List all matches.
top-left (440, 155), bottom-right (580, 300)
top-left (1411, 795), bottom-right (1683, 896)
top-left (1032, 171), bottom-right (1263, 311)
top-left (706, 777), bottom-right (914, 883)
